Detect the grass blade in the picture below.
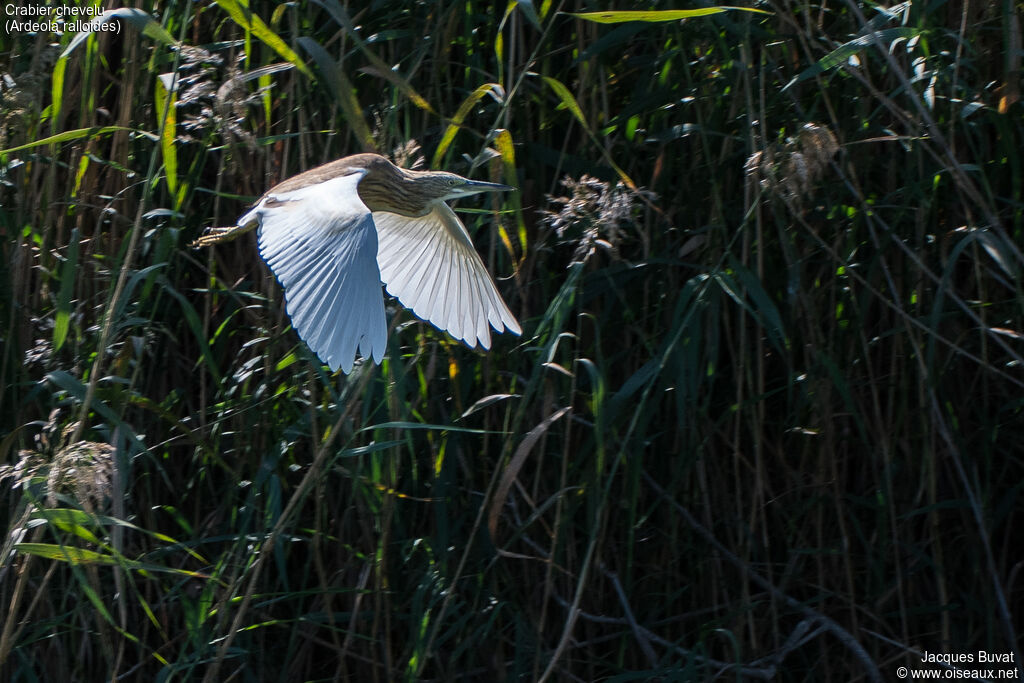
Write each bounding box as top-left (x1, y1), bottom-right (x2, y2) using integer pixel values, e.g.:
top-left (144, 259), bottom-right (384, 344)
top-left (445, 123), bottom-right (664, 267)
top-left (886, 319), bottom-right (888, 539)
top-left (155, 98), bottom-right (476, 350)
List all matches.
top-left (570, 8), bottom-right (770, 24)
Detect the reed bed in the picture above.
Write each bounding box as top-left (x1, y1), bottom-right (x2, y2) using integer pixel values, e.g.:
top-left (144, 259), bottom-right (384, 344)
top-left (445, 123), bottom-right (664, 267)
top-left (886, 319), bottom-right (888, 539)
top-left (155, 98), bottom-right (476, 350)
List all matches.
top-left (1, 1), bottom-right (1021, 680)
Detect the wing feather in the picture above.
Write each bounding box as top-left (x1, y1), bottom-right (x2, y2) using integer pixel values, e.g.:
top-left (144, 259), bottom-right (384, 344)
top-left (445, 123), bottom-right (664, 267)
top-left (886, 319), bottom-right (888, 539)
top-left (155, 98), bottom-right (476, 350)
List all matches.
top-left (373, 203), bottom-right (521, 348)
top-left (466, 261), bottom-right (491, 349)
top-left (458, 255), bottom-right (477, 346)
top-left (250, 172), bottom-right (387, 372)
top-left (437, 241), bottom-right (461, 340)
top-left (407, 225), bottom-right (444, 312)
top-left (379, 217), bottom-right (426, 297)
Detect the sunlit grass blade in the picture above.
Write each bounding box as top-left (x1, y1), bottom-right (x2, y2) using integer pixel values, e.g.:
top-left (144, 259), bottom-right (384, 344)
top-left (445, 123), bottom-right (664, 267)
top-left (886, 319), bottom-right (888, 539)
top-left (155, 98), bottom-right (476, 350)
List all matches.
top-left (53, 228), bottom-right (79, 352)
top-left (541, 76), bottom-right (637, 188)
top-left (432, 83), bottom-right (504, 167)
top-left (15, 543), bottom-right (211, 580)
top-left (215, 0), bottom-right (314, 78)
top-left (492, 128), bottom-right (526, 261)
top-left (155, 74), bottom-right (179, 199)
top-left (0, 126), bottom-right (157, 155)
top-left (570, 7), bottom-right (770, 24)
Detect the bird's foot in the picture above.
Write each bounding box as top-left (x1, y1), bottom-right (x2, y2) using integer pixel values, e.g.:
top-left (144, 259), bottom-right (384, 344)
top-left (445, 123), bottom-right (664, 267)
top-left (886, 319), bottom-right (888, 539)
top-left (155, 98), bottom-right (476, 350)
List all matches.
top-left (189, 224), bottom-right (254, 248)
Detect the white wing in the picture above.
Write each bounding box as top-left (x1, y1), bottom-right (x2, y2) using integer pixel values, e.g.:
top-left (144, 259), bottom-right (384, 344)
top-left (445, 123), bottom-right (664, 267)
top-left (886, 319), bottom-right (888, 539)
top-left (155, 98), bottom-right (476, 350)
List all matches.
top-left (247, 171), bottom-right (387, 373)
top-left (373, 202), bottom-right (520, 349)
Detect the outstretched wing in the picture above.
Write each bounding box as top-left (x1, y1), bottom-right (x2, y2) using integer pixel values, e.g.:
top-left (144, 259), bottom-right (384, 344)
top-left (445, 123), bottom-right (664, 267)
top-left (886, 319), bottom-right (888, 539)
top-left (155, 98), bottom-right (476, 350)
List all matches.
top-left (373, 202), bottom-right (520, 349)
top-left (247, 171), bottom-right (387, 373)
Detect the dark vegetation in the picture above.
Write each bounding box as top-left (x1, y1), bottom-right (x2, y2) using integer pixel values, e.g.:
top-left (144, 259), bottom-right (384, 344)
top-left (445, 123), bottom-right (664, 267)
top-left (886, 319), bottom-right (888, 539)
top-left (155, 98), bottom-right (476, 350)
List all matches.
top-left (1, 1), bottom-right (1022, 680)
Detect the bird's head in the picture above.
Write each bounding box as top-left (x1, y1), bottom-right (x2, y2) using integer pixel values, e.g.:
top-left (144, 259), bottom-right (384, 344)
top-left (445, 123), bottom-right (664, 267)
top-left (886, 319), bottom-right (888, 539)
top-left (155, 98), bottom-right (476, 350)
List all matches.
top-left (424, 172), bottom-right (514, 201)
top-left (359, 157), bottom-right (516, 217)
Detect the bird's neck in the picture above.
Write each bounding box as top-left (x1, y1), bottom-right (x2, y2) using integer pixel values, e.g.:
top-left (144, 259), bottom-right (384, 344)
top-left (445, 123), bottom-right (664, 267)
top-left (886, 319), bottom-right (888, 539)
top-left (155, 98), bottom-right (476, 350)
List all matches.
top-left (357, 166), bottom-right (433, 217)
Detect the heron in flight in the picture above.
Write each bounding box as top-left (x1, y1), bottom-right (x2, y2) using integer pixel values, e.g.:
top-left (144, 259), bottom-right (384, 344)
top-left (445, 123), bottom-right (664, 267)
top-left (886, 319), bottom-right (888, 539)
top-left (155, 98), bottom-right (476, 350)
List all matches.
top-left (193, 153), bottom-right (521, 373)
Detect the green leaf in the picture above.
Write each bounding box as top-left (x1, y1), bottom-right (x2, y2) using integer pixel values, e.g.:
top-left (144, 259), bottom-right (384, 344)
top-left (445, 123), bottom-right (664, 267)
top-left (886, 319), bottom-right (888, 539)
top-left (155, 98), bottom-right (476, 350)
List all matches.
top-left (275, 352), bottom-right (299, 371)
top-left (0, 126), bottom-right (157, 156)
top-left (540, 77), bottom-right (636, 187)
top-left (606, 358), bottom-right (661, 425)
top-left (432, 83), bottom-right (504, 167)
top-left (570, 7), bottom-right (770, 24)
top-left (158, 278), bottom-right (224, 386)
top-left (714, 257), bottom-right (788, 352)
top-left (61, 7), bottom-right (179, 58)
top-left (16, 542), bottom-right (117, 565)
top-left (493, 128), bottom-right (526, 259)
top-left (358, 65), bottom-right (437, 114)
top-left (54, 228), bottom-right (80, 352)
top-left (311, 0), bottom-right (436, 113)
top-left (516, 0), bottom-right (543, 29)
top-left (32, 508), bottom-right (102, 544)
top-left (785, 27), bottom-right (921, 89)
top-left (50, 55), bottom-right (68, 131)
top-left (297, 37), bottom-right (375, 150)
top-left (542, 76), bottom-right (588, 128)
top-left (71, 154), bottom-right (90, 198)
top-left (155, 75), bottom-right (179, 199)
top-left (110, 262), bottom-right (167, 326)
top-left (15, 542), bottom-right (213, 579)
top-left (45, 371), bottom-right (147, 451)
top-left (358, 421), bottom-right (506, 435)
top-left (216, 0), bottom-right (314, 79)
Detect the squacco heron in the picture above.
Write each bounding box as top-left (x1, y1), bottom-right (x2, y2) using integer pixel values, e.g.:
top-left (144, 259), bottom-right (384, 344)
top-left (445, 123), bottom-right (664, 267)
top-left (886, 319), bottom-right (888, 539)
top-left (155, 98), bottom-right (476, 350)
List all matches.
top-left (193, 153), bottom-right (521, 373)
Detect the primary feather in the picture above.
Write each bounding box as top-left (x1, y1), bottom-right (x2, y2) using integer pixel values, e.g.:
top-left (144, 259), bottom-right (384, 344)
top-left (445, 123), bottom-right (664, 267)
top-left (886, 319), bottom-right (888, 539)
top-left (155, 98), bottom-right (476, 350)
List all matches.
top-left (250, 170), bottom-right (387, 373)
